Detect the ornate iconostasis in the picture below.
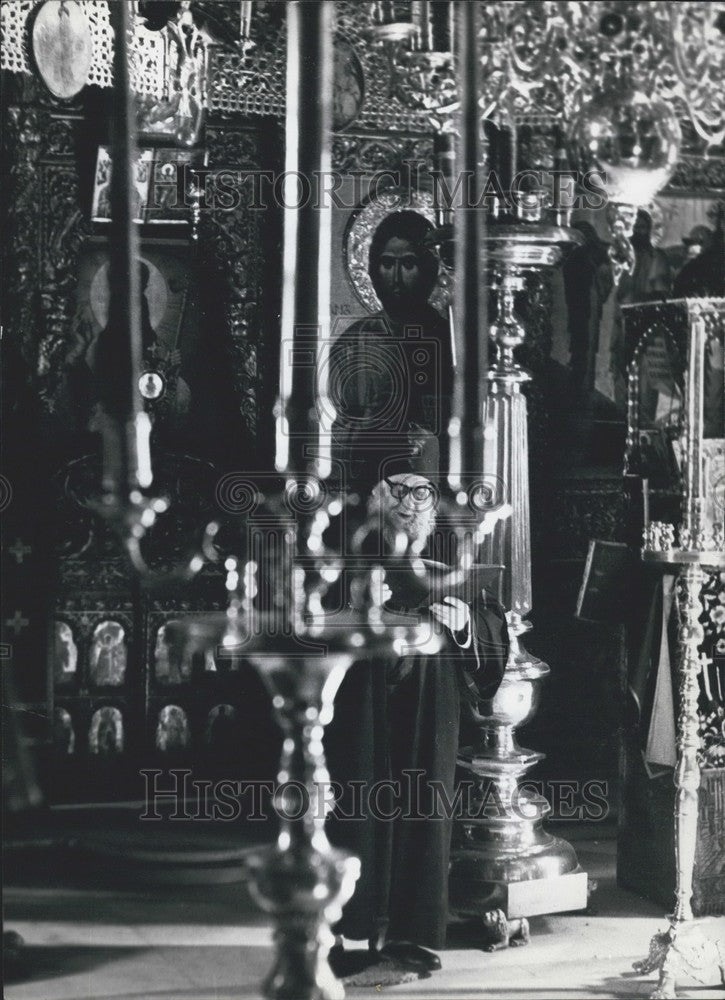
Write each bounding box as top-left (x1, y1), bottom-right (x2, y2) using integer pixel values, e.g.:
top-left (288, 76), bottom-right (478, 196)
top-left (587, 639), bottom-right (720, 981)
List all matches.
top-left (1, 1), bottom-right (723, 820)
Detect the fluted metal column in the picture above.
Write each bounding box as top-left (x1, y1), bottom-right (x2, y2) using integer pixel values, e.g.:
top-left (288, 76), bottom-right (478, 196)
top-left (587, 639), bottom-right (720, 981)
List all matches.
top-left (481, 377), bottom-right (531, 617)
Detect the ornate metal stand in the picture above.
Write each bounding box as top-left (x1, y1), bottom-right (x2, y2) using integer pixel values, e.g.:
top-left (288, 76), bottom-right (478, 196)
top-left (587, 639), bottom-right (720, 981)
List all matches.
top-left (245, 649), bottom-right (360, 1000)
top-left (633, 300), bottom-right (725, 999)
top-left (169, 520), bottom-right (456, 998)
top-left (449, 224), bottom-right (589, 944)
top-left (164, 6), bottom-right (495, 995)
top-left (450, 615), bottom-right (585, 945)
top-left (633, 546), bottom-right (725, 998)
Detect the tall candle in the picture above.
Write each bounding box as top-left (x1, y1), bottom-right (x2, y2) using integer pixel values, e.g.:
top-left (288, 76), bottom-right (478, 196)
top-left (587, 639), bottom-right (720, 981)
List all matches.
top-left (642, 477), bottom-right (650, 534)
top-left (685, 304), bottom-right (707, 537)
top-left (451, 0), bottom-right (486, 484)
top-left (275, 1), bottom-right (333, 478)
top-left (98, 1), bottom-right (151, 494)
top-left (240, 1), bottom-right (253, 42)
top-left (412, 1), bottom-right (432, 52)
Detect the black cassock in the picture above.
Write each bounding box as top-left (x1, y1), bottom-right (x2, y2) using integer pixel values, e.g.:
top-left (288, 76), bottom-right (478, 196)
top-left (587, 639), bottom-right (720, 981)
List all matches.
top-left (325, 594), bottom-right (509, 949)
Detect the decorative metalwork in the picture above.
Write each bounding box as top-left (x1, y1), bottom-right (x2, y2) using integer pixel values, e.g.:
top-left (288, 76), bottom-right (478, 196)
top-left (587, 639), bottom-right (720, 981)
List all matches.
top-left (670, 3), bottom-right (725, 147)
top-left (634, 296), bottom-right (725, 999)
top-left (31, 0), bottom-right (93, 100)
top-left (2, 1), bottom-right (170, 98)
top-left (634, 922), bottom-right (725, 1000)
top-left (444, 216), bottom-right (589, 930)
top-left (244, 650), bottom-right (360, 1000)
top-left (668, 154), bottom-right (725, 194)
top-left (624, 314), bottom-right (684, 480)
top-left (3, 7), bottom-right (723, 999)
top-left (164, 484), bottom-right (459, 998)
top-left (4, 79), bottom-right (44, 378)
top-left (1, 0), bottom-right (34, 77)
top-left (137, 2), bottom-right (213, 146)
top-left (3, 1), bottom-right (724, 153)
top-left (698, 569), bottom-right (725, 769)
top-left (477, 2), bottom-right (725, 148)
top-left (331, 132), bottom-right (433, 173)
top-left (450, 615), bottom-right (587, 941)
top-left (158, 11), bottom-right (503, 998)
top-left (202, 124), bottom-right (271, 440)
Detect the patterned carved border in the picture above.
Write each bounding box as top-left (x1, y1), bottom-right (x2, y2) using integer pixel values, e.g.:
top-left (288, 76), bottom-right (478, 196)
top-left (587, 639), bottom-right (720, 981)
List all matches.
top-left (203, 122), bottom-right (279, 443)
top-left (665, 154), bottom-right (725, 195)
top-left (331, 131), bottom-right (434, 174)
top-left (3, 76), bottom-right (90, 411)
top-left (3, 75), bottom-right (42, 372)
top-left (548, 479), bottom-right (628, 560)
top-left (37, 158), bottom-right (88, 394)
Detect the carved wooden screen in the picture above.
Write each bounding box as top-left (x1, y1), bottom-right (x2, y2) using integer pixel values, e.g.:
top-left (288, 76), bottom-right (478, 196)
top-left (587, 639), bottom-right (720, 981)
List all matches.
top-left (50, 455), bottom-right (280, 803)
top-left (2, 73), bottom-right (283, 803)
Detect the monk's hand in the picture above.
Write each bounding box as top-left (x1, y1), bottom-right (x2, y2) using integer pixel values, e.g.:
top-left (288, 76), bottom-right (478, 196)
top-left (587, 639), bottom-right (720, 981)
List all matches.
top-left (430, 597), bottom-right (470, 635)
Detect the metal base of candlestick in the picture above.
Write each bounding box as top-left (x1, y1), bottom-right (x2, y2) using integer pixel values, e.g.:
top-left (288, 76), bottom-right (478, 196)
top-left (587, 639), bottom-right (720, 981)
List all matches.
top-left (449, 616), bottom-right (588, 941)
top-left (633, 920), bottom-right (725, 1000)
top-left (167, 599), bottom-right (445, 1000)
top-left (247, 842), bottom-right (359, 1000)
top-left (633, 541), bottom-right (725, 999)
top-left (244, 650), bottom-right (360, 1000)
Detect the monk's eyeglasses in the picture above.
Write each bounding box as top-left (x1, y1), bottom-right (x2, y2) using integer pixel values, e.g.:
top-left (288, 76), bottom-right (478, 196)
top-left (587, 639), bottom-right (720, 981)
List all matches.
top-left (384, 478), bottom-right (437, 504)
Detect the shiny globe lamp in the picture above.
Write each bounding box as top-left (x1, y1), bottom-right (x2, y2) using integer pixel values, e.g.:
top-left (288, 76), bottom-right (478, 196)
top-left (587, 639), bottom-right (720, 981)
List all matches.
top-left (571, 84), bottom-right (682, 206)
top-left (570, 79), bottom-right (682, 281)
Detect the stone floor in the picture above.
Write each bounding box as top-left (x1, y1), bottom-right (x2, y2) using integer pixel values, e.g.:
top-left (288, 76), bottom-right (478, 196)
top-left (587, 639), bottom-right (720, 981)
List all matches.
top-left (5, 835), bottom-right (725, 1000)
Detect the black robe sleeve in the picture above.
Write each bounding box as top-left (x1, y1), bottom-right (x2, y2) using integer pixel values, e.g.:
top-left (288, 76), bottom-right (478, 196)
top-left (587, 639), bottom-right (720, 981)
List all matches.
top-left (451, 591), bottom-right (509, 701)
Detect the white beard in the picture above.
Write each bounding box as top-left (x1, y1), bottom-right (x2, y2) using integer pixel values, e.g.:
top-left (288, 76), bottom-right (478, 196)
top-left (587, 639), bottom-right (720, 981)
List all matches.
top-left (384, 507), bottom-right (436, 547)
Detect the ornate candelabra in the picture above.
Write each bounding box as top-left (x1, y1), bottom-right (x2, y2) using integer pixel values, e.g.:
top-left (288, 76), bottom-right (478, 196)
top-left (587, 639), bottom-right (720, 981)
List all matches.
top-left (83, 3), bottom-right (498, 997)
top-left (633, 299), bottom-right (725, 1000)
top-left (172, 9), bottom-right (370, 996)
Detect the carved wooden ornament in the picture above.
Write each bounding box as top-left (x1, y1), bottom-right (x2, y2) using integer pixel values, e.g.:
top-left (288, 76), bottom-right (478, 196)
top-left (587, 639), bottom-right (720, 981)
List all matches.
top-left (32, 0), bottom-right (92, 100)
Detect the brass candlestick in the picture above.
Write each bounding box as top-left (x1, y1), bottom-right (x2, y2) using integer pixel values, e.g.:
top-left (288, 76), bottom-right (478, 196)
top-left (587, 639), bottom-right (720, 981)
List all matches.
top-left (633, 298), bottom-right (725, 1000)
top-left (449, 223), bottom-right (589, 946)
top-left (168, 494), bottom-right (450, 999)
top-left (244, 649), bottom-right (361, 1000)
